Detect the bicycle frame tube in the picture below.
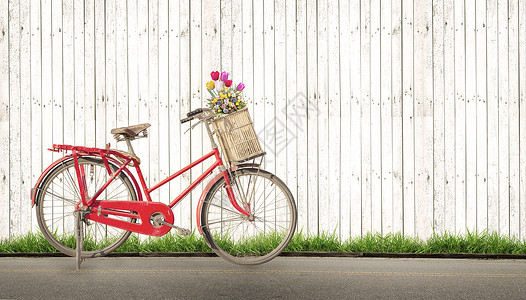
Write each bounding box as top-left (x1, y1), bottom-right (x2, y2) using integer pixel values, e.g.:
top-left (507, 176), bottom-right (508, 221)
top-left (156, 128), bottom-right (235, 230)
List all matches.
top-left (71, 149), bottom-right (133, 207)
top-left (137, 148), bottom-right (249, 216)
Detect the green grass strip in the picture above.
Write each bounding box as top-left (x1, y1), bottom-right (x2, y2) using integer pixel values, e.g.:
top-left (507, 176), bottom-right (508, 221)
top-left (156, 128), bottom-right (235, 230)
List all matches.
top-left (1, 230), bottom-right (525, 254)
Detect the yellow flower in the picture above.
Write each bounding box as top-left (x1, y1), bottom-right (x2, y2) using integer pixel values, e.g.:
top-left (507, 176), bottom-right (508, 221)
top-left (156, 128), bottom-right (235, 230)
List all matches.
top-left (206, 81), bottom-right (215, 90)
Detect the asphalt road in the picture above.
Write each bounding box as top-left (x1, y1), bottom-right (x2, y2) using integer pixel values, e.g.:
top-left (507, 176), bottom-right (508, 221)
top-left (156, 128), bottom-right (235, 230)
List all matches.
top-left (0, 256), bottom-right (525, 299)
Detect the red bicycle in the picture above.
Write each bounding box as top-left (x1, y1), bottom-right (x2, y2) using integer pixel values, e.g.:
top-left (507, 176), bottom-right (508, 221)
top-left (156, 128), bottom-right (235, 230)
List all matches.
top-left (31, 108), bottom-right (297, 265)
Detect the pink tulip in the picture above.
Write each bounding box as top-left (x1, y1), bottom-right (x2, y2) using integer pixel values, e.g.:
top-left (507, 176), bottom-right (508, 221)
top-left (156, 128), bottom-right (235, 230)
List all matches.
top-left (215, 80), bottom-right (223, 91)
top-left (236, 83), bottom-right (245, 91)
top-left (220, 71), bottom-right (229, 82)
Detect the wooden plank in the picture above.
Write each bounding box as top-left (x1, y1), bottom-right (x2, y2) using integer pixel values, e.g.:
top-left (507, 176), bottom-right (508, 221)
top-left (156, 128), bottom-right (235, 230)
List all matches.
top-left (30, 0), bottom-right (43, 232)
top-left (60, 1), bottom-right (76, 233)
top-left (61, 0), bottom-right (75, 234)
top-left (178, 0), bottom-right (191, 230)
top-left (339, 0), bottom-right (351, 238)
top-left (360, 0), bottom-right (372, 235)
top-left (168, 0), bottom-right (181, 222)
top-left (443, 0), bottom-right (456, 233)
top-left (465, 0), bottom-right (477, 232)
top-left (94, 0), bottom-right (105, 150)
top-left (432, 0), bottom-right (445, 234)
top-left (148, 0), bottom-right (160, 203)
top-left (454, 0), bottom-right (466, 234)
top-left (402, 0), bottom-right (415, 237)
top-left (116, 0), bottom-right (128, 127)
top-left (201, 1), bottom-right (220, 199)
top-left (306, 0), bottom-right (318, 235)
top-left (127, 0), bottom-right (139, 126)
top-left (137, 0), bottom-right (149, 209)
top-left (52, 0), bottom-right (63, 164)
top-left (380, 0), bottom-right (393, 234)
top-left (414, 0), bottom-right (433, 238)
top-left (263, 0), bottom-right (275, 175)
top-left (349, 0), bottom-right (362, 236)
top-left (285, 0), bottom-right (298, 233)
top-left (20, 0), bottom-right (32, 234)
top-left (8, 0), bottom-right (21, 237)
top-left (519, 0), bottom-right (526, 240)
top-left (159, 0), bottom-right (169, 206)
top-left (316, 0), bottom-right (329, 234)
top-left (189, 0), bottom-right (202, 230)
top-left (508, 0), bottom-right (520, 237)
top-left (370, 0), bottom-right (381, 234)
top-left (255, 0), bottom-right (265, 152)
top-left (84, 0), bottom-right (95, 148)
top-left (200, 0), bottom-right (219, 220)
top-left (486, 0), bottom-right (499, 234)
top-left (275, 0), bottom-right (287, 188)
top-left (232, 0), bottom-right (242, 81)
top-left (0, 0), bottom-right (8, 238)
top-left (295, 0), bottom-right (308, 234)
top-left (242, 0), bottom-right (254, 113)
top-left (220, 0), bottom-right (232, 72)
top-left (475, 0), bottom-right (488, 232)
top-left (391, 0), bottom-right (404, 234)
top-left (497, 0), bottom-right (509, 235)
top-left (327, 0), bottom-right (340, 237)
top-left (40, 0), bottom-right (53, 229)
top-left (252, 0), bottom-right (264, 154)
top-left (74, 0), bottom-right (84, 145)
top-left (105, 0), bottom-right (116, 144)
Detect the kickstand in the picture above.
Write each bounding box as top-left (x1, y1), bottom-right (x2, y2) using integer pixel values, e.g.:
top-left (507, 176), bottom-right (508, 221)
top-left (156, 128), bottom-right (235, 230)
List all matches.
top-left (75, 211), bottom-right (84, 270)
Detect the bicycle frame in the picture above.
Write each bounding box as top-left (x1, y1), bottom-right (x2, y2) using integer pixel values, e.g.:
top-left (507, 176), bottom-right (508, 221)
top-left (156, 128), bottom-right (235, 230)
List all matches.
top-left (47, 144), bottom-right (250, 220)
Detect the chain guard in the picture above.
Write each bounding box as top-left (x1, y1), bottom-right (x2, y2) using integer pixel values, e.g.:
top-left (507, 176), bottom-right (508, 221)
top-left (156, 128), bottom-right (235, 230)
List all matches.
top-left (85, 200), bottom-right (174, 236)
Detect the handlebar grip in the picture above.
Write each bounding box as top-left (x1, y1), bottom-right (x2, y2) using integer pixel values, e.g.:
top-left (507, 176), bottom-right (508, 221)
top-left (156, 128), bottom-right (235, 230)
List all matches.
top-left (180, 117), bottom-right (194, 124)
top-left (187, 108), bottom-right (204, 117)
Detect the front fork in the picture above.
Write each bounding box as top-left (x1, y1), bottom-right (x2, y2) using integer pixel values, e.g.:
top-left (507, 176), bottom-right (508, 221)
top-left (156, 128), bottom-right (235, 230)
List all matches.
top-left (222, 168), bottom-right (251, 217)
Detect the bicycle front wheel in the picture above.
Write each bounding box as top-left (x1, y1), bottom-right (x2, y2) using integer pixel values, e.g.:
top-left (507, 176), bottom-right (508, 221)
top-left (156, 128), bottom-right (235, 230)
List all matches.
top-left (201, 168), bottom-right (297, 265)
top-left (35, 156), bottom-right (137, 258)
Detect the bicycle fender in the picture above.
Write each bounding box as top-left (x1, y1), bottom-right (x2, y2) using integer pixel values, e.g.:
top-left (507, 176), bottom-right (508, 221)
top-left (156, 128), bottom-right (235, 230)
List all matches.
top-left (195, 163), bottom-right (260, 235)
top-left (32, 154), bottom-right (143, 207)
top-left (32, 155), bottom-right (73, 207)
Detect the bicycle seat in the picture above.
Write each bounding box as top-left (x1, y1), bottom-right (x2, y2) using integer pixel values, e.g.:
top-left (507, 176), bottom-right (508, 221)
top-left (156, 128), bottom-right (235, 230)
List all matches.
top-left (111, 123), bottom-right (151, 141)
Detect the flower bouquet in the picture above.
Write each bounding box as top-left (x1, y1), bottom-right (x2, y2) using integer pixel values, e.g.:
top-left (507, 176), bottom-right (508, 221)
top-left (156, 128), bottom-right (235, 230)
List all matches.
top-left (206, 71), bottom-right (247, 115)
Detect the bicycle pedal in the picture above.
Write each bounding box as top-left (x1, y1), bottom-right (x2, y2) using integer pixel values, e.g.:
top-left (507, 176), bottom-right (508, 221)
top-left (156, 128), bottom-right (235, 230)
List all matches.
top-left (178, 228), bottom-right (191, 236)
top-left (160, 221), bottom-right (191, 236)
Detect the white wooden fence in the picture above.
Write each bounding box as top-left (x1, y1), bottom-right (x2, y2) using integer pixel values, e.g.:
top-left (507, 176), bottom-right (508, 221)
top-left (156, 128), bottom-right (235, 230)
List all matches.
top-left (0, 0), bottom-right (525, 240)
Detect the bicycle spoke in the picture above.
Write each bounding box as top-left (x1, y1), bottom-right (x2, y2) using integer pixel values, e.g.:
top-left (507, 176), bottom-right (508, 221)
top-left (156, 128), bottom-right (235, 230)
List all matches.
top-left (208, 201), bottom-right (244, 216)
top-left (41, 189), bottom-right (78, 205)
top-left (206, 216), bottom-right (245, 226)
top-left (64, 167), bottom-right (82, 200)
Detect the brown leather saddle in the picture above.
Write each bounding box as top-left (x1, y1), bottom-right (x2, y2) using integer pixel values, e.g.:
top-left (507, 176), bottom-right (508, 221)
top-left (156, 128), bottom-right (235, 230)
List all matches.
top-left (111, 123), bottom-right (151, 141)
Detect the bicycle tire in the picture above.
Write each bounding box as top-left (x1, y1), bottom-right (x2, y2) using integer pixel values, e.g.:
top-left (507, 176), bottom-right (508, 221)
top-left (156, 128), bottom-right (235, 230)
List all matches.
top-left (200, 168), bottom-right (297, 265)
top-left (35, 156), bottom-right (137, 258)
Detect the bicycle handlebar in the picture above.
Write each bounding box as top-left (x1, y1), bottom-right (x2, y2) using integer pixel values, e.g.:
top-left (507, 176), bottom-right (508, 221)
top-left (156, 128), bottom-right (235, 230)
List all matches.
top-left (187, 108), bottom-right (204, 117)
top-left (180, 116), bottom-right (194, 124)
top-left (181, 108), bottom-right (214, 124)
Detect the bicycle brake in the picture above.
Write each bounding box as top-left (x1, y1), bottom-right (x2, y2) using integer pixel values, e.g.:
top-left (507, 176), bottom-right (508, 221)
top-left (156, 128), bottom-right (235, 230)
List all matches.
top-left (160, 221), bottom-right (191, 236)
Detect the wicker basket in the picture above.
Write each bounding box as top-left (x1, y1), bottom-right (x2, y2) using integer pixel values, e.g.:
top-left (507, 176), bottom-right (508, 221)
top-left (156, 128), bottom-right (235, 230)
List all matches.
top-left (212, 108), bottom-right (266, 164)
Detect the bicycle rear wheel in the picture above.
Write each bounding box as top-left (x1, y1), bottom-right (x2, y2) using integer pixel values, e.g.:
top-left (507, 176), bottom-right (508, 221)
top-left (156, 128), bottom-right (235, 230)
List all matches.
top-left (35, 156), bottom-right (137, 258)
top-left (201, 168), bottom-right (297, 265)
